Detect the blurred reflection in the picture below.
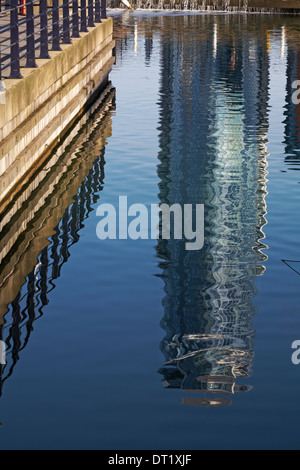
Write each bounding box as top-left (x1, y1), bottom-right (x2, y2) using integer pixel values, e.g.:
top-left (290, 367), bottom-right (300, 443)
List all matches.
top-left (0, 87), bottom-right (115, 395)
top-left (282, 260), bottom-right (300, 277)
top-left (155, 16), bottom-right (269, 405)
top-left (145, 29), bottom-right (153, 66)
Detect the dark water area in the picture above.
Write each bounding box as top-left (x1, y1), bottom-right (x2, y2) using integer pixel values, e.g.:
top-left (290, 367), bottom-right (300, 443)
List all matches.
top-left (0, 11), bottom-right (300, 449)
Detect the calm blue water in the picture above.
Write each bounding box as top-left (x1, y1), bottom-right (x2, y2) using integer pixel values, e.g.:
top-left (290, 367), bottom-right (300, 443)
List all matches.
top-left (0, 11), bottom-right (300, 450)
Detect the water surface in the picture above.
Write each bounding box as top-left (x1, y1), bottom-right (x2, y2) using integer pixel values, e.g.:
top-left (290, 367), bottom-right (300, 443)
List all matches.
top-left (0, 11), bottom-right (300, 449)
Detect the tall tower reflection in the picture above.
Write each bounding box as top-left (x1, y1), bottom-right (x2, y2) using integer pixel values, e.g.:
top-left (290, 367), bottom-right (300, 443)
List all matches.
top-left (156, 16), bottom-right (269, 406)
top-left (0, 88), bottom-right (115, 396)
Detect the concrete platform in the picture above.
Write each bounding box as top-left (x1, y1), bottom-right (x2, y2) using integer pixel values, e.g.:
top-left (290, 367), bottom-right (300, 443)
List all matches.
top-left (0, 17), bottom-right (115, 215)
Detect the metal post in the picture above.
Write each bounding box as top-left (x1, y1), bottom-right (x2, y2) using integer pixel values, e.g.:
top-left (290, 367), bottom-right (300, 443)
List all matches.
top-left (63, 0), bottom-right (71, 44)
top-left (26, 0), bottom-right (37, 67)
top-left (87, 0), bottom-right (94, 28)
top-left (80, 0), bottom-right (88, 32)
top-left (72, 0), bottom-right (80, 38)
top-left (40, 0), bottom-right (50, 59)
top-left (101, 0), bottom-right (107, 20)
top-left (10, 0), bottom-right (22, 78)
top-left (95, 0), bottom-right (101, 23)
top-left (52, 0), bottom-right (61, 50)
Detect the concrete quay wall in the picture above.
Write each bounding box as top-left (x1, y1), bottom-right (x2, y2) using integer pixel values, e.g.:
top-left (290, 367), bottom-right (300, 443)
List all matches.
top-left (0, 18), bottom-right (115, 214)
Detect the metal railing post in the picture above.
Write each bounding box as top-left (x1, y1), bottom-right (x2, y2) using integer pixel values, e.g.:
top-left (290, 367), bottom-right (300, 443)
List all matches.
top-left (101, 0), bottom-right (107, 20)
top-left (95, 0), bottom-right (101, 23)
top-left (40, 0), bottom-right (50, 59)
top-left (52, 0), bottom-right (61, 50)
top-left (62, 0), bottom-right (71, 44)
top-left (10, 0), bottom-right (22, 78)
top-left (26, 0), bottom-right (37, 67)
top-left (80, 0), bottom-right (88, 32)
top-left (72, 0), bottom-right (80, 38)
top-left (87, 0), bottom-right (94, 28)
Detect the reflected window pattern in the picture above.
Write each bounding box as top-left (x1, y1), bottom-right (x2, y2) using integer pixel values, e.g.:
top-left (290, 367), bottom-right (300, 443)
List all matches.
top-left (155, 16), bottom-right (270, 405)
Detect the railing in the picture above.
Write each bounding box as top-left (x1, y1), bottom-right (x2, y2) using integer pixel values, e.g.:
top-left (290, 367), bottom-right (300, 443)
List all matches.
top-left (0, 0), bottom-right (107, 81)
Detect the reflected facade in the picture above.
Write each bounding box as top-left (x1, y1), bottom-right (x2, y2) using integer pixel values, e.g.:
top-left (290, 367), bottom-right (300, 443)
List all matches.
top-left (0, 88), bottom-right (115, 395)
top-left (155, 16), bottom-right (269, 404)
top-left (284, 33), bottom-right (300, 171)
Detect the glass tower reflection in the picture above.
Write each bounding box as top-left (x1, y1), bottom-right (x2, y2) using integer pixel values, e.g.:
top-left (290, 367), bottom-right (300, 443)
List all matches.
top-left (156, 16), bottom-right (269, 406)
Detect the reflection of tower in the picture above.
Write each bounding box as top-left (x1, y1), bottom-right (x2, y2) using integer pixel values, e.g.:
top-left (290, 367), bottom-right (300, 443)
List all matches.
top-left (284, 37), bottom-right (300, 171)
top-left (0, 90), bottom-right (115, 396)
top-left (145, 29), bottom-right (153, 67)
top-left (156, 16), bottom-right (269, 406)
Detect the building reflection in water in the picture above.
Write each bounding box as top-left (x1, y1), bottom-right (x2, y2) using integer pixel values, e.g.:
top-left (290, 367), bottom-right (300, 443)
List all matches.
top-left (1, 13), bottom-right (290, 405)
top-left (155, 15), bottom-right (270, 407)
top-left (284, 31), bottom-right (300, 173)
top-left (0, 86), bottom-right (115, 396)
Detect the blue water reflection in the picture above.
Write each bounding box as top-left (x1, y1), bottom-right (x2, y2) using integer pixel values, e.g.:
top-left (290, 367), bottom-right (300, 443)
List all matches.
top-left (156, 15), bottom-right (269, 402)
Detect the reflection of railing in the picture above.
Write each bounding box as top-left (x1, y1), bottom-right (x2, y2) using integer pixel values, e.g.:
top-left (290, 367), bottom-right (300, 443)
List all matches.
top-left (0, 85), bottom-right (115, 396)
top-left (282, 260), bottom-right (300, 277)
top-left (0, 0), bottom-right (107, 80)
